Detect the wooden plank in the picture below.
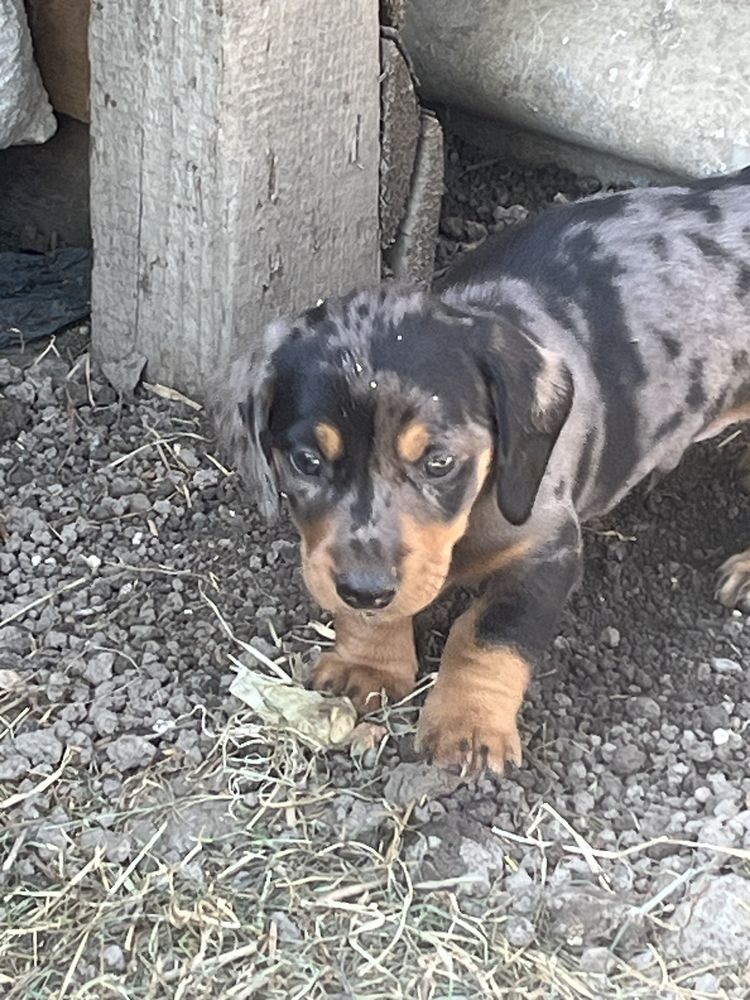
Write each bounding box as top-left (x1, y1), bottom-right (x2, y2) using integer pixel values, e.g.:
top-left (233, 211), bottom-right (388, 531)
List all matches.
top-left (389, 110), bottom-right (443, 287)
top-left (379, 37), bottom-right (420, 252)
top-left (89, 0), bottom-right (380, 396)
top-left (26, 0), bottom-right (90, 123)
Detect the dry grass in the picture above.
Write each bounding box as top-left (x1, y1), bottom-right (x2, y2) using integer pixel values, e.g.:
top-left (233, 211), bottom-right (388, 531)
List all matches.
top-left (3, 646), bottom-right (747, 999)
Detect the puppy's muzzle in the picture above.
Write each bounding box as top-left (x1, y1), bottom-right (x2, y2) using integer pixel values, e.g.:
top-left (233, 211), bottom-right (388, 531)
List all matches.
top-left (335, 569), bottom-right (396, 610)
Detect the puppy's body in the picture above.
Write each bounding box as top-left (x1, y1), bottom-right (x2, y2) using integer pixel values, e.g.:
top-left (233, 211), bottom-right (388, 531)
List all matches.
top-left (443, 176), bottom-right (750, 525)
top-left (213, 170), bottom-right (750, 773)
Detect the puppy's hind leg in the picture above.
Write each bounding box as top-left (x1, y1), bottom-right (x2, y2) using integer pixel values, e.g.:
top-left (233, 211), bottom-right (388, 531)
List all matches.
top-left (716, 445), bottom-right (750, 614)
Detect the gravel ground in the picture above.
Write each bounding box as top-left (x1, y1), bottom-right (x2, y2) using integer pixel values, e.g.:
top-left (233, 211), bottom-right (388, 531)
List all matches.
top-left (2, 135), bottom-right (750, 999)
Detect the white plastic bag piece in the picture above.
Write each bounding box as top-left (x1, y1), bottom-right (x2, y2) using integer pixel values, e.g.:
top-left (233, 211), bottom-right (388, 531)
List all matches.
top-left (0, 0), bottom-right (56, 149)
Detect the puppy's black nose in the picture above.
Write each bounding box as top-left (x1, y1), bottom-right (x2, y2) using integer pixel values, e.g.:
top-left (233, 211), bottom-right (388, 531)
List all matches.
top-left (335, 570), bottom-right (396, 610)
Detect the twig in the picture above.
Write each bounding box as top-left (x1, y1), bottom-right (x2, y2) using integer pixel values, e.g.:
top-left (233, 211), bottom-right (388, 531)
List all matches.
top-left (108, 820), bottom-right (168, 895)
top-left (0, 576), bottom-right (88, 629)
top-left (199, 586), bottom-right (291, 682)
top-left (57, 928), bottom-right (90, 999)
top-left (103, 433), bottom-right (207, 470)
top-left (0, 748), bottom-right (74, 810)
top-left (142, 381), bottom-right (203, 411)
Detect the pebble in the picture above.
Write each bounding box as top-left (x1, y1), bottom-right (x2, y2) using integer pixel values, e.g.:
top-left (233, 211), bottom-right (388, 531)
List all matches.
top-left (128, 493), bottom-right (151, 513)
top-left (14, 729), bottom-right (64, 766)
top-left (610, 745), bottom-right (646, 777)
top-left (82, 650), bottom-right (116, 685)
top-left (105, 734), bottom-right (157, 771)
top-left (0, 625), bottom-right (32, 655)
top-left (383, 763), bottom-right (462, 806)
top-left (579, 946), bottom-right (616, 975)
top-left (102, 944), bottom-right (126, 972)
top-left (667, 874), bottom-right (750, 962)
top-left (602, 626), bottom-right (621, 648)
top-left (0, 755), bottom-right (30, 781)
top-left (712, 657), bottom-right (742, 674)
top-left (505, 916), bottom-right (535, 948)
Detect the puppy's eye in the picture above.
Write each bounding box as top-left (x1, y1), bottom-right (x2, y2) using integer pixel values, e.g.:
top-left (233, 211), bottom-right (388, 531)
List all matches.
top-left (423, 452), bottom-right (455, 478)
top-left (290, 448), bottom-right (322, 477)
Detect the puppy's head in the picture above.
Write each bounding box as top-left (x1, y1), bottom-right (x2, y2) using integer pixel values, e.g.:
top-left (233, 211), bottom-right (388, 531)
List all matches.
top-left (212, 289), bottom-right (572, 616)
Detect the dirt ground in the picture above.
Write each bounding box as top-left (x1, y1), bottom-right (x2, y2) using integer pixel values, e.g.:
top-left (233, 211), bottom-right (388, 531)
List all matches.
top-left (1, 137), bottom-right (750, 999)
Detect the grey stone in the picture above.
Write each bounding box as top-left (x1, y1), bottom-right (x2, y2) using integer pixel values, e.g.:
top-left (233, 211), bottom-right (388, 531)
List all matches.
top-left (82, 650), bottom-right (116, 685)
top-left (548, 885), bottom-right (640, 948)
top-left (712, 657), bottom-right (742, 674)
top-left (666, 874), bottom-right (750, 962)
top-left (0, 359), bottom-right (22, 386)
top-left (0, 754), bottom-right (30, 781)
top-left (627, 696), bottom-right (661, 722)
top-left (14, 729), bottom-right (64, 766)
top-left (102, 944), bottom-right (126, 972)
top-left (105, 734), bottom-right (156, 772)
top-left (383, 762), bottom-right (462, 806)
top-left (691, 974), bottom-right (720, 994)
top-left (573, 790), bottom-right (595, 815)
top-left (0, 625), bottom-right (32, 655)
top-left (79, 828), bottom-right (133, 864)
top-left (505, 916), bottom-right (535, 948)
top-left (271, 911), bottom-right (302, 942)
top-left (601, 626), bottom-right (620, 648)
top-left (128, 493), bottom-right (151, 513)
top-left (610, 745), bottom-right (646, 777)
top-left (458, 836), bottom-right (506, 893)
top-left (331, 794), bottom-right (387, 838)
top-left (90, 703), bottom-right (119, 737)
top-left (579, 946), bottom-right (616, 975)
top-left (699, 704), bottom-right (730, 731)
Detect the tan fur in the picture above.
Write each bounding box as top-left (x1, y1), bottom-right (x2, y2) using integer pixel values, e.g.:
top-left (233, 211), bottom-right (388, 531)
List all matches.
top-left (695, 403), bottom-right (750, 443)
top-left (311, 613), bottom-right (417, 711)
top-left (298, 516), bottom-right (339, 611)
top-left (314, 422), bottom-right (344, 461)
top-left (449, 536), bottom-right (535, 587)
top-left (298, 450), bottom-right (494, 618)
top-left (394, 449), bottom-right (493, 615)
top-left (396, 421), bottom-right (431, 463)
top-left (416, 606), bottom-right (530, 773)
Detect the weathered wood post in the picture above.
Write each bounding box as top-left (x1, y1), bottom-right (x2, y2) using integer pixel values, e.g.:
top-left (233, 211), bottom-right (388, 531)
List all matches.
top-left (89, 1), bottom-right (381, 395)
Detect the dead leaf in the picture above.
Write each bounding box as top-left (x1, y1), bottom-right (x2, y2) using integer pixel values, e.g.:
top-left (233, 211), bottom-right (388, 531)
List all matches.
top-left (308, 620), bottom-right (336, 641)
top-left (348, 723), bottom-right (388, 756)
top-left (230, 665), bottom-right (356, 749)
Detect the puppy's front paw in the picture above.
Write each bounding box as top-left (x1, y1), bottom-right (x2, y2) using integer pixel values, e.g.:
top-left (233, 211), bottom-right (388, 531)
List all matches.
top-left (415, 678), bottom-right (524, 776)
top-left (311, 652), bottom-right (416, 713)
top-left (716, 549), bottom-right (750, 613)
top-left (416, 705), bottom-right (522, 775)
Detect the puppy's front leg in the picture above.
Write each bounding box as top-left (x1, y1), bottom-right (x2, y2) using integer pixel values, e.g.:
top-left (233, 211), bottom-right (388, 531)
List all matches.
top-left (417, 524), bottom-right (582, 774)
top-left (311, 613), bottom-right (418, 713)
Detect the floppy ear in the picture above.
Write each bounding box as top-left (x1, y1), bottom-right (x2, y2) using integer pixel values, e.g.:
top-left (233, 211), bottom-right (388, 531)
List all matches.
top-left (480, 332), bottom-right (573, 526)
top-left (207, 320), bottom-right (290, 522)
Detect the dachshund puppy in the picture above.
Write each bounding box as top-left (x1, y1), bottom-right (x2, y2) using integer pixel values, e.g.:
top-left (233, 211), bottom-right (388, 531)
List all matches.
top-left (211, 168), bottom-right (750, 774)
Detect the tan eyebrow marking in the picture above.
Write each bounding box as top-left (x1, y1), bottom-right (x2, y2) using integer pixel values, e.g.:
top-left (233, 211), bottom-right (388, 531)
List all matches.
top-left (314, 421), bottom-right (344, 461)
top-left (397, 421), bottom-right (431, 463)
